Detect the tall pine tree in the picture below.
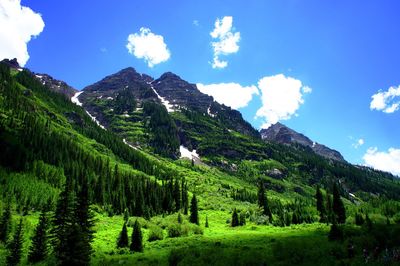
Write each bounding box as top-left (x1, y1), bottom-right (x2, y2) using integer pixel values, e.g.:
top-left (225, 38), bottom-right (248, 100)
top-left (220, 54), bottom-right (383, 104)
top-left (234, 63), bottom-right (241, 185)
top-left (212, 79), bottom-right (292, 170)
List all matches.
top-left (6, 219), bottom-right (24, 266)
top-left (257, 180), bottom-right (272, 221)
top-left (231, 209), bottom-right (239, 227)
top-left (28, 208), bottom-right (50, 263)
top-left (117, 222), bottom-right (129, 248)
top-left (315, 186), bottom-right (326, 222)
top-left (0, 201), bottom-right (11, 243)
top-left (332, 183), bottom-right (346, 224)
top-left (189, 194), bottom-right (199, 225)
top-left (130, 219), bottom-right (143, 252)
top-left (73, 177), bottom-right (95, 265)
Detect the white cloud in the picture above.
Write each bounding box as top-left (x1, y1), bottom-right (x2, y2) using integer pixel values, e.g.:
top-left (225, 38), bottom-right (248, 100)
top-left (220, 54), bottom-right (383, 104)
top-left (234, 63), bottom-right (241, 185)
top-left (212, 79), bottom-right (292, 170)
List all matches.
top-left (126, 27), bottom-right (170, 68)
top-left (193, 20), bottom-right (199, 26)
top-left (363, 147), bottom-right (400, 176)
top-left (0, 0), bottom-right (45, 66)
top-left (370, 85), bottom-right (400, 113)
top-left (210, 16), bottom-right (240, 69)
top-left (255, 74), bottom-right (311, 128)
top-left (352, 138), bottom-right (364, 149)
top-left (197, 82), bottom-right (259, 109)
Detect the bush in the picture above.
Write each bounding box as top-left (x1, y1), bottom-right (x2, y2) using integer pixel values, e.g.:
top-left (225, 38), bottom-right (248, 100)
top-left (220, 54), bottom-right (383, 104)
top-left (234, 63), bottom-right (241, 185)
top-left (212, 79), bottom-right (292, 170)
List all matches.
top-left (148, 225), bottom-right (163, 242)
top-left (190, 224), bottom-right (204, 235)
top-left (168, 223), bottom-right (189, 238)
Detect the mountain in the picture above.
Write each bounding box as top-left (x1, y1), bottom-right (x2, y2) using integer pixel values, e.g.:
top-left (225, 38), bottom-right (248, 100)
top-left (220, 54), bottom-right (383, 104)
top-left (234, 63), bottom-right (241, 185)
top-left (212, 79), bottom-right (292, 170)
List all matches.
top-left (76, 67), bottom-right (262, 161)
top-left (260, 122), bottom-right (345, 162)
top-left (1, 61), bottom-right (400, 265)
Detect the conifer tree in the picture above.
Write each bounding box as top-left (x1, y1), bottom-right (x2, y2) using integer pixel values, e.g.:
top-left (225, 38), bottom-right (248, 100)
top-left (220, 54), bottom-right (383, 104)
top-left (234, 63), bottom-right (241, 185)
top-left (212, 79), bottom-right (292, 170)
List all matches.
top-left (315, 186), bottom-right (326, 222)
top-left (328, 218), bottom-right (343, 241)
top-left (130, 219), bottom-right (143, 252)
top-left (326, 193), bottom-right (333, 223)
top-left (123, 209), bottom-right (129, 222)
top-left (51, 177), bottom-right (75, 263)
top-left (257, 180), bottom-right (272, 221)
top-left (189, 195), bottom-right (199, 225)
top-left (173, 179), bottom-right (181, 212)
top-left (239, 212), bottom-right (246, 226)
top-left (28, 209), bottom-right (49, 263)
top-left (231, 209), bottom-right (239, 227)
top-left (0, 202), bottom-right (11, 243)
top-left (332, 183), bottom-right (346, 224)
top-left (6, 219), bottom-right (24, 266)
top-left (205, 215), bottom-right (209, 228)
top-left (117, 222), bottom-right (129, 248)
top-left (74, 178), bottom-right (95, 265)
top-left (177, 212), bottom-right (182, 224)
top-left (182, 182), bottom-right (189, 215)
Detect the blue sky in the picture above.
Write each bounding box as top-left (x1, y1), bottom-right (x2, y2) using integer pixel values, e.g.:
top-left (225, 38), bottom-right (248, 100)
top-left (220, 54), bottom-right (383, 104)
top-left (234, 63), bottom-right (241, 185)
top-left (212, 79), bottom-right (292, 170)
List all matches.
top-left (1, 0), bottom-right (400, 175)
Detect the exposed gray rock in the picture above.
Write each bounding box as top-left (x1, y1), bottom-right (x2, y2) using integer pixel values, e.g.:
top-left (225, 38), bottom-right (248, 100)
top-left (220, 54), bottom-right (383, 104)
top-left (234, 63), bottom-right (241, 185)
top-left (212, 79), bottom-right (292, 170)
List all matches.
top-left (260, 122), bottom-right (345, 162)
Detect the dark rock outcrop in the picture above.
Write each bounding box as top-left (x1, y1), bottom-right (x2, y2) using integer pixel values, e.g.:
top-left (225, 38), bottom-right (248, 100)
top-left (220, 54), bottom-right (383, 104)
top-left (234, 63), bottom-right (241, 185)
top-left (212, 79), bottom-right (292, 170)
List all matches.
top-left (34, 73), bottom-right (77, 98)
top-left (260, 122), bottom-right (345, 162)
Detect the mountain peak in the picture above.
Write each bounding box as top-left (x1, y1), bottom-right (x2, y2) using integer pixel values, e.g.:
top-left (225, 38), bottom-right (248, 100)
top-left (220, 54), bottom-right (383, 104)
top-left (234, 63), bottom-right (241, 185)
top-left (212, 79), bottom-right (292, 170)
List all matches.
top-left (260, 123), bottom-right (345, 162)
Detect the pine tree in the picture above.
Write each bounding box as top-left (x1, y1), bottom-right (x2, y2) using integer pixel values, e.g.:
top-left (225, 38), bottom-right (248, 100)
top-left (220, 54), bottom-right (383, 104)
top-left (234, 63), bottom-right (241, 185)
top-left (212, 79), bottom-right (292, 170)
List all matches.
top-left (355, 212), bottom-right (364, 226)
top-left (74, 178), bottom-right (95, 265)
top-left (130, 219), bottom-right (143, 252)
top-left (315, 186), bottom-right (326, 222)
top-left (177, 212), bottom-right (182, 224)
top-left (123, 208), bottom-right (129, 222)
top-left (28, 209), bottom-right (49, 263)
top-left (173, 179), bottom-right (181, 212)
top-left (189, 195), bottom-right (199, 225)
top-left (117, 222), bottom-right (129, 248)
top-left (182, 183), bottom-right (189, 215)
top-left (0, 202), bottom-right (11, 243)
top-left (231, 209), bottom-right (239, 227)
top-left (328, 219), bottom-right (343, 241)
top-left (239, 212), bottom-right (246, 226)
top-left (326, 193), bottom-right (333, 223)
top-left (257, 180), bottom-right (272, 221)
top-left (6, 219), bottom-right (24, 266)
top-left (205, 215), bottom-right (209, 228)
top-left (51, 177), bottom-right (75, 264)
top-left (332, 183), bottom-right (346, 224)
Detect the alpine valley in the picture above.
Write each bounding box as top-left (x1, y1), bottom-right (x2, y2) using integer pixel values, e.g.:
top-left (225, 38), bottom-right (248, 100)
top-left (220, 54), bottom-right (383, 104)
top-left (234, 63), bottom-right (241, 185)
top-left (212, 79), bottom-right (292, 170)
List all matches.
top-left (1, 59), bottom-right (400, 266)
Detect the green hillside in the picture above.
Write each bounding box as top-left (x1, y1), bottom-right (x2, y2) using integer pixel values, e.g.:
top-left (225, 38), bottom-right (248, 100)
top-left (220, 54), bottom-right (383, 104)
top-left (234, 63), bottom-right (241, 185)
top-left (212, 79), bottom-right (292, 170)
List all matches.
top-left (1, 63), bottom-right (400, 265)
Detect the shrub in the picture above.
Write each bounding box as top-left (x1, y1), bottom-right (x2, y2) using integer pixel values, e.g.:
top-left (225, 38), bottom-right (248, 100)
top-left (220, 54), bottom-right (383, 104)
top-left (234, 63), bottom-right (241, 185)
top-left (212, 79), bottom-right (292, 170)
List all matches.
top-left (148, 226), bottom-right (163, 242)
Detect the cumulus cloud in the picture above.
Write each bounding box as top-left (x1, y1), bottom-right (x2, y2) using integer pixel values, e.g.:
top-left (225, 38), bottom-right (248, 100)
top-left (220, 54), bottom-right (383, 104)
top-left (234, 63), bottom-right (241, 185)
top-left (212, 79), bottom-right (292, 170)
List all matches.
top-left (363, 147), bottom-right (400, 176)
top-left (210, 16), bottom-right (240, 69)
top-left (255, 74), bottom-right (311, 128)
top-left (197, 82), bottom-right (259, 109)
top-left (0, 0), bottom-right (45, 66)
top-left (126, 27), bottom-right (170, 68)
top-left (352, 138), bottom-right (364, 149)
top-left (370, 85), bottom-right (400, 113)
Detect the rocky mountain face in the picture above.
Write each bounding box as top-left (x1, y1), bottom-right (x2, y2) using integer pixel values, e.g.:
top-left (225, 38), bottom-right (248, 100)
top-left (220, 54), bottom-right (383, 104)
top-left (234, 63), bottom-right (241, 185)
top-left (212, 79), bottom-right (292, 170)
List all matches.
top-left (77, 67), bottom-right (259, 138)
top-left (33, 73), bottom-right (77, 98)
top-left (260, 122), bottom-right (345, 162)
top-left (1, 58), bottom-right (77, 97)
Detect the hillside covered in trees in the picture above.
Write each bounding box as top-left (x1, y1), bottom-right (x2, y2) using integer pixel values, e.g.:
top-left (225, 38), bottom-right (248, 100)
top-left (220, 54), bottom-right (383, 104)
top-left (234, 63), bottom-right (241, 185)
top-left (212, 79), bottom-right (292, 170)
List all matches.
top-left (1, 62), bottom-right (400, 265)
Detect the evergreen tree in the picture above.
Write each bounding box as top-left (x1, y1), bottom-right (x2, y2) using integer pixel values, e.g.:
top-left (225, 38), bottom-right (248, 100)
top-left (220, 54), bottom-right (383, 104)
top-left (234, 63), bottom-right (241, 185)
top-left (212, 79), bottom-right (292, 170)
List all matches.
top-left (189, 195), bottom-right (199, 225)
top-left (365, 213), bottom-right (373, 231)
top-left (123, 209), bottom-right (129, 222)
top-left (326, 193), bottom-right (334, 223)
top-left (173, 179), bottom-right (181, 212)
top-left (205, 215), bottom-right (209, 228)
top-left (74, 178), bottom-right (95, 265)
top-left (6, 219), bottom-right (24, 266)
top-left (117, 222), bottom-right (129, 248)
top-left (332, 183), bottom-right (346, 224)
top-left (182, 182), bottom-right (189, 215)
top-left (28, 209), bottom-right (49, 263)
top-left (177, 212), bottom-right (182, 224)
top-left (257, 180), bottom-right (272, 221)
top-left (239, 212), bottom-right (246, 226)
top-left (0, 202), bottom-right (11, 243)
top-left (51, 178), bottom-right (75, 264)
top-left (328, 219), bottom-right (343, 241)
top-left (231, 209), bottom-right (239, 227)
top-left (315, 186), bottom-right (326, 222)
top-left (130, 219), bottom-right (143, 252)
top-left (355, 212), bottom-right (364, 226)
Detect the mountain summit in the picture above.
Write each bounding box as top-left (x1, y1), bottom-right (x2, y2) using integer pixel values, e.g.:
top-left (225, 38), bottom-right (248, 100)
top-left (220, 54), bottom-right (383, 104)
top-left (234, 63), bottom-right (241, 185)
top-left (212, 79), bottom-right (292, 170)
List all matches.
top-left (260, 122), bottom-right (345, 162)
